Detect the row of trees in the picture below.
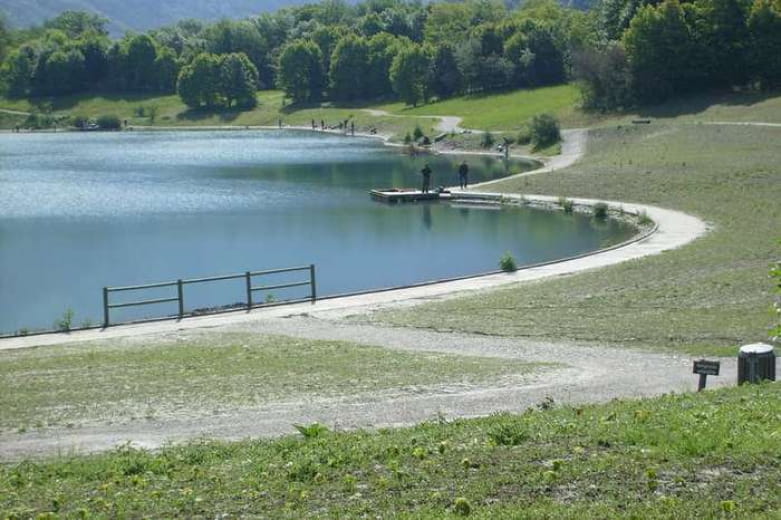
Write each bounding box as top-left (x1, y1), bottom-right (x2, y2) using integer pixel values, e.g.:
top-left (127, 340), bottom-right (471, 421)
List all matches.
top-left (578, 0), bottom-right (781, 108)
top-left (0, 1), bottom-right (576, 106)
top-left (1, 0), bottom-right (779, 111)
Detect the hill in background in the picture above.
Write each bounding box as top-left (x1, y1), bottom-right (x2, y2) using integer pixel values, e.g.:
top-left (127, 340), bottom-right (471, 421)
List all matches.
top-left (0, 0), bottom-right (359, 35)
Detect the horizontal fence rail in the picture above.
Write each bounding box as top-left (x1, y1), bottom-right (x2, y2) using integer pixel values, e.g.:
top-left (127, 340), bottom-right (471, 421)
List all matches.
top-left (103, 264), bottom-right (316, 328)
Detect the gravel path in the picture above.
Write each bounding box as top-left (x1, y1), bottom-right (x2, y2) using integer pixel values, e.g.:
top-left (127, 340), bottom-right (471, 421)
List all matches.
top-left (0, 126), bottom-right (723, 459)
top-left (0, 316), bottom-right (737, 460)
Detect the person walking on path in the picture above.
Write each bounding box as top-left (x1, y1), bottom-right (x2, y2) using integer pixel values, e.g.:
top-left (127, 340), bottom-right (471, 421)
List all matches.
top-left (421, 163), bottom-right (432, 193)
top-left (458, 160), bottom-right (469, 190)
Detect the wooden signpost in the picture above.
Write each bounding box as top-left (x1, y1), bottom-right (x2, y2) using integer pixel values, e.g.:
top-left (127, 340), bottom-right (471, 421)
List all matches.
top-left (693, 359), bottom-right (720, 391)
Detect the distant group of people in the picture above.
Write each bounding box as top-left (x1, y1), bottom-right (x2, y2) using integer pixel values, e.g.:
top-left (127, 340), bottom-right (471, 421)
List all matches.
top-left (310, 119), bottom-right (356, 136)
top-left (419, 160), bottom-right (469, 193)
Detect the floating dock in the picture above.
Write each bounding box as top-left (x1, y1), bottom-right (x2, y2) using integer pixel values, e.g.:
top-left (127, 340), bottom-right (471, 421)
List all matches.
top-left (370, 188), bottom-right (450, 203)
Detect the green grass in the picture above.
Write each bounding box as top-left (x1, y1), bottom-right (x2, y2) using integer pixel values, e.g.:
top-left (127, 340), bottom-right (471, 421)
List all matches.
top-left (0, 332), bottom-right (541, 434)
top-left (1, 382), bottom-right (777, 518)
top-left (375, 84), bottom-right (589, 130)
top-left (374, 122), bottom-right (781, 356)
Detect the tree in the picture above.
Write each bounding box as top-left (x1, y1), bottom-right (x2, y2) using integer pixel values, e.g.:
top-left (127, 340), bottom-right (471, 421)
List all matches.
top-left (43, 10), bottom-right (108, 38)
top-left (329, 34), bottom-right (370, 101)
top-left (177, 52), bottom-right (222, 109)
top-left (76, 31), bottom-right (109, 85)
top-left (747, 0), bottom-right (781, 88)
top-left (3, 45), bottom-right (36, 97)
top-left (573, 43), bottom-right (633, 110)
top-left (39, 49), bottom-right (85, 95)
top-left (529, 113), bottom-right (561, 149)
top-left (204, 20), bottom-right (271, 87)
top-left (623, 0), bottom-right (694, 103)
top-left (220, 53), bottom-right (259, 108)
top-left (390, 43), bottom-right (430, 107)
top-left (430, 43), bottom-right (462, 99)
top-left (366, 32), bottom-right (403, 98)
top-left (278, 39), bottom-right (325, 103)
top-left (154, 47), bottom-right (179, 93)
top-left (126, 34), bottom-right (158, 91)
top-left (690, 0), bottom-right (750, 88)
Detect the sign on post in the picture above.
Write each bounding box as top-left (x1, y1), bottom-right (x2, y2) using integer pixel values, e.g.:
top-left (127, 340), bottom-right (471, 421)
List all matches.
top-left (693, 359), bottom-right (720, 391)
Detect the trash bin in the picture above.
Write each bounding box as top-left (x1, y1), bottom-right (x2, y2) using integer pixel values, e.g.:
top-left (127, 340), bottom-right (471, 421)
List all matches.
top-left (737, 343), bottom-right (776, 384)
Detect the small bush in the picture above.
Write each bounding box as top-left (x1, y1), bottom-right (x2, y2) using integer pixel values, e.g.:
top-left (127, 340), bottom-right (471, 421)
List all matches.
top-left (638, 210), bottom-right (653, 226)
top-left (530, 113), bottom-right (561, 150)
top-left (72, 115), bottom-right (90, 129)
top-left (96, 114), bottom-right (121, 130)
top-left (294, 422), bottom-right (329, 439)
top-left (558, 197), bottom-right (574, 213)
top-left (499, 251), bottom-right (517, 272)
top-left (404, 132), bottom-right (412, 144)
top-left (593, 202), bottom-right (609, 220)
top-left (481, 131), bottom-right (495, 149)
top-left (453, 497), bottom-right (472, 516)
top-left (517, 125), bottom-right (531, 145)
top-left (55, 308), bottom-right (74, 332)
top-left (413, 125), bottom-right (424, 141)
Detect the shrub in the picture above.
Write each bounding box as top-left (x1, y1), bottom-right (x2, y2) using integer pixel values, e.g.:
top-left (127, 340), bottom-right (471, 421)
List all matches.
top-left (294, 422), bottom-right (329, 439)
top-left (413, 125), bottom-right (424, 141)
top-left (499, 251), bottom-right (517, 272)
top-left (481, 131), bottom-right (495, 149)
top-left (558, 197), bottom-right (574, 213)
top-left (96, 114), bottom-right (121, 130)
top-left (404, 132), bottom-right (412, 144)
top-left (453, 497), bottom-right (472, 516)
top-left (517, 125), bottom-right (531, 145)
top-left (638, 210), bottom-right (653, 225)
top-left (593, 202), bottom-right (609, 220)
top-left (55, 308), bottom-right (74, 332)
top-left (72, 115), bottom-right (90, 129)
top-left (530, 113), bottom-right (561, 150)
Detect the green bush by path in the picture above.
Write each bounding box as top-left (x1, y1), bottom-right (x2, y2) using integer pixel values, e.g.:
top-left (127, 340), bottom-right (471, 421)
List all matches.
top-left (1, 383), bottom-right (777, 518)
top-left (375, 122), bottom-right (781, 356)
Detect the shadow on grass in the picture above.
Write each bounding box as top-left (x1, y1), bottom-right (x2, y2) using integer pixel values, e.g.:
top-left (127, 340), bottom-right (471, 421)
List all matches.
top-left (176, 107), bottom-right (243, 123)
top-left (634, 88), bottom-right (780, 119)
top-left (24, 92), bottom-right (175, 112)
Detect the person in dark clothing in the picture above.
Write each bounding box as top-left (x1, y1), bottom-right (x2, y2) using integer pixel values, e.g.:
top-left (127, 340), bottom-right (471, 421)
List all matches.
top-left (458, 160), bottom-right (469, 189)
top-left (421, 163), bottom-right (432, 193)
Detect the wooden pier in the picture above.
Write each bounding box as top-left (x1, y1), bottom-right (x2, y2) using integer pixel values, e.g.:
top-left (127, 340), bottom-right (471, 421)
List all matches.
top-left (370, 188), bottom-right (449, 203)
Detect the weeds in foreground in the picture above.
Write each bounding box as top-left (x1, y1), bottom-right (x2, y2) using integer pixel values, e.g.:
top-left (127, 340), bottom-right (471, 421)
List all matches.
top-left (499, 251), bottom-right (517, 271)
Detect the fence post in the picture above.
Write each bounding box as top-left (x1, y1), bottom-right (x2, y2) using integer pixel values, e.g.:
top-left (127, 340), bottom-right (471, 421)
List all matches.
top-left (177, 279), bottom-right (184, 319)
top-left (310, 264), bottom-right (317, 303)
top-left (103, 287), bottom-right (110, 328)
top-left (246, 271), bottom-right (253, 310)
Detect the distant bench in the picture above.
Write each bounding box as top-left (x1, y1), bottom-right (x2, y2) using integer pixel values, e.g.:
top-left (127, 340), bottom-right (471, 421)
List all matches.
top-left (632, 119), bottom-right (652, 124)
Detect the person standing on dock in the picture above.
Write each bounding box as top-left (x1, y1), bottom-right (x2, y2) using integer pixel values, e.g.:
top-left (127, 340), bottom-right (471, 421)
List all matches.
top-left (458, 160), bottom-right (469, 190)
top-left (421, 163), bottom-right (432, 193)
top-left (351, 121), bottom-right (355, 136)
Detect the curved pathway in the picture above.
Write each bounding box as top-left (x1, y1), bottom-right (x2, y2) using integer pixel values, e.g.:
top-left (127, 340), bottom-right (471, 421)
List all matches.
top-left (0, 124), bottom-right (719, 459)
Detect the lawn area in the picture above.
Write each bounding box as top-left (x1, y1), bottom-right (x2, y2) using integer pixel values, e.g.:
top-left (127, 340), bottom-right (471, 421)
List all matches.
top-left (1, 382), bottom-right (777, 518)
top-left (0, 332), bottom-right (541, 434)
top-left (373, 121), bottom-right (781, 356)
top-left (375, 84), bottom-right (590, 130)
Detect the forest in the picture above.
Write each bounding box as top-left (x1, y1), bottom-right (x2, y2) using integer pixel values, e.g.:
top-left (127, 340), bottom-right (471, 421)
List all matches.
top-left (0, 0), bottom-right (778, 111)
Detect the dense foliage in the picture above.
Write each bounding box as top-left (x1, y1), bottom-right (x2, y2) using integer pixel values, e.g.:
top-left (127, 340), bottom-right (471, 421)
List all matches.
top-left (0, 0), bottom-right (778, 112)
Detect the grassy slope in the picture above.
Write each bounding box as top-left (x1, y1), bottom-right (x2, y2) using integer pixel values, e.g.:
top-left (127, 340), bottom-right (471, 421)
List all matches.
top-left (0, 332), bottom-right (540, 434)
top-left (1, 382), bottom-right (777, 518)
top-left (375, 121), bottom-right (781, 356)
top-left (375, 84), bottom-right (588, 130)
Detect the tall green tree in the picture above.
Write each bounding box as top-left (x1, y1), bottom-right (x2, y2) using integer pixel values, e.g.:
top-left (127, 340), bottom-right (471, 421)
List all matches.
top-left (177, 52), bottom-right (222, 109)
top-left (220, 52), bottom-right (259, 108)
top-left (3, 45), bottom-right (36, 97)
top-left (390, 43), bottom-right (430, 107)
top-left (623, 0), bottom-right (694, 103)
top-left (329, 34), bottom-right (370, 100)
top-left (125, 34), bottom-right (159, 91)
top-left (747, 0), bottom-right (781, 88)
top-left (278, 39), bottom-right (324, 103)
top-left (43, 10), bottom-right (108, 38)
top-left (430, 43), bottom-right (462, 99)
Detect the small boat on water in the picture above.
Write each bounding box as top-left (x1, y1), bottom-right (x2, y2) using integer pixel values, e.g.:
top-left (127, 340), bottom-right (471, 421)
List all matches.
top-left (369, 188), bottom-right (450, 203)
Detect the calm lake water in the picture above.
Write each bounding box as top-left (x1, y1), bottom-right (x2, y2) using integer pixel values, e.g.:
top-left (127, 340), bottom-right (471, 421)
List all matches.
top-left (0, 130), bottom-right (635, 332)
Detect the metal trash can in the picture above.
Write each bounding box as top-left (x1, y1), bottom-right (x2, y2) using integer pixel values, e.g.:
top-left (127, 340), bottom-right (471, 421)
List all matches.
top-left (737, 343), bottom-right (776, 384)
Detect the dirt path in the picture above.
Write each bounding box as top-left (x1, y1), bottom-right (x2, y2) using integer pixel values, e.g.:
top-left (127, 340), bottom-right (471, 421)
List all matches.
top-left (0, 317), bottom-right (737, 459)
top-left (362, 108), bottom-right (463, 134)
top-left (0, 124), bottom-right (720, 459)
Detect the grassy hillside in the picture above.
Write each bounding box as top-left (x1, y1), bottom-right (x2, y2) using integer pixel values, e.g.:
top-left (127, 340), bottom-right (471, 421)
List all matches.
top-left (375, 117), bottom-right (781, 356)
top-left (1, 382), bottom-right (777, 517)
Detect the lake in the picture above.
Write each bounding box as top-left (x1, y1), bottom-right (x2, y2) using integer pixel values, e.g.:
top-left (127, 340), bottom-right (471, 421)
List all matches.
top-left (0, 130), bottom-right (635, 333)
